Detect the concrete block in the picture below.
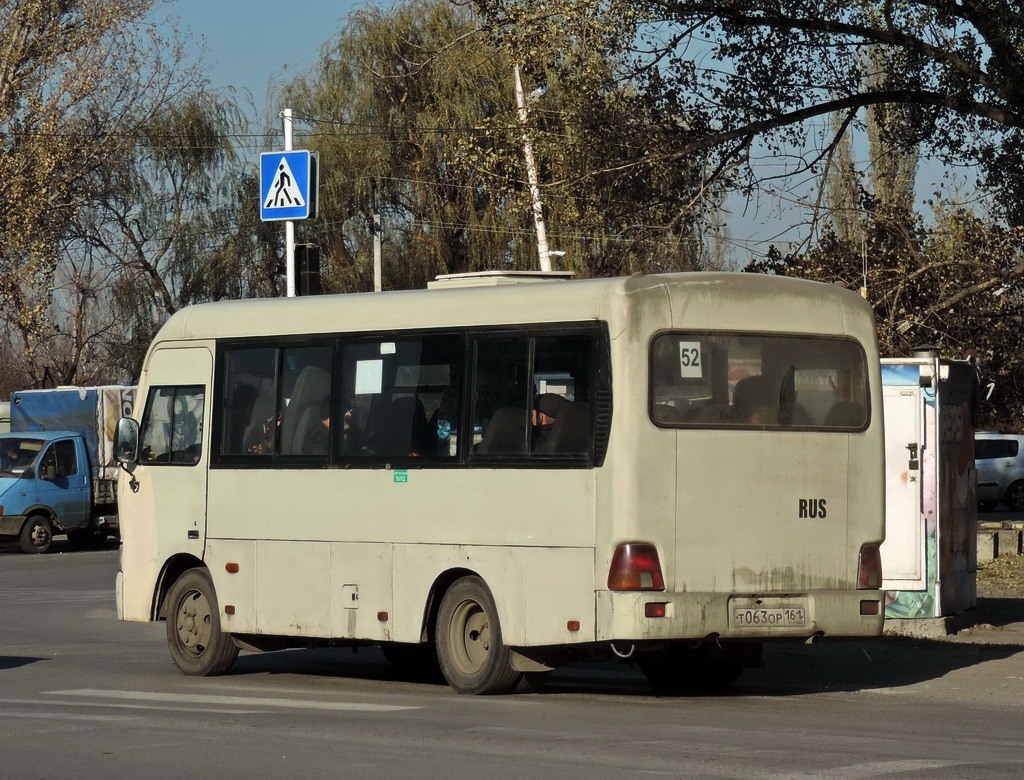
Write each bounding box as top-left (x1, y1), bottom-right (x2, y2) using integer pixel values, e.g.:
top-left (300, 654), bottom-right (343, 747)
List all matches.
top-left (996, 530), bottom-right (1023, 556)
top-left (977, 531), bottom-right (998, 562)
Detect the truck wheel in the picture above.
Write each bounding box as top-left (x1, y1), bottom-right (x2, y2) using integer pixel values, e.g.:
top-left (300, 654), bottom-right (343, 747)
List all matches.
top-left (19, 515), bottom-right (53, 554)
top-left (435, 576), bottom-right (522, 695)
top-left (67, 528), bottom-right (107, 549)
top-left (165, 568), bottom-right (239, 676)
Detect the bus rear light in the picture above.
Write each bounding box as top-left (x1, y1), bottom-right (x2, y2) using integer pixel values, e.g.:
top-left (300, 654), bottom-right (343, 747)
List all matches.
top-left (860, 600), bottom-right (880, 615)
top-left (644, 602), bottom-right (667, 618)
top-left (858, 543), bottom-right (882, 589)
top-left (608, 543), bottom-right (665, 591)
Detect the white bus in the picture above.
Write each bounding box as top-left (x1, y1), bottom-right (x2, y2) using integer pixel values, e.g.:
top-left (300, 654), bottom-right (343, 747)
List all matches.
top-left (114, 271), bottom-right (885, 694)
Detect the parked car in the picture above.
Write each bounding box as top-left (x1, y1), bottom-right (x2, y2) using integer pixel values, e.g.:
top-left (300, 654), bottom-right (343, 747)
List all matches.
top-left (975, 431), bottom-right (1024, 511)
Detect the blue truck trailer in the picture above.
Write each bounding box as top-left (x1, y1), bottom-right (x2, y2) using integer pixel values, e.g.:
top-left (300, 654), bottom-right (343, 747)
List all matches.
top-left (0, 386), bottom-right (135, 553)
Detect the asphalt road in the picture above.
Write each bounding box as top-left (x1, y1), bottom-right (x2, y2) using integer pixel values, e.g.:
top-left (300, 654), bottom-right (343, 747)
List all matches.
top-left (3, 542), bottom-right (1024, 779)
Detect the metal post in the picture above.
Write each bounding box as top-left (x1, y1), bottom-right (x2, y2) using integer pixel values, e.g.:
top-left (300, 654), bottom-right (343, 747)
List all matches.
top-left (373, 213), bottom-right (382, 292)
top-left (283, 108), bottom-right (296, 298)
top-left (514, 65), bottom-right (551, 272)
top-left (373, 180), bottom-right (382, 292)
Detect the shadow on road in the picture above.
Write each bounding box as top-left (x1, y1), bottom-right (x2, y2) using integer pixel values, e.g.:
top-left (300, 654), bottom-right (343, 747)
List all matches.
top-left (0, 656), bottom-right (49, 671)
top-left (222, 627), bottom-right (1024, 699)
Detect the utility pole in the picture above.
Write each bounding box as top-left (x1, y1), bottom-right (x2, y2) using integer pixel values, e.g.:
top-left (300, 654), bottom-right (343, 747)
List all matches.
top-left (283, 108), bottom-right (296, 297)
top-left (373, 180), bottom-right (382, 292)
top-left (514, 64), bottom-right (552, 272)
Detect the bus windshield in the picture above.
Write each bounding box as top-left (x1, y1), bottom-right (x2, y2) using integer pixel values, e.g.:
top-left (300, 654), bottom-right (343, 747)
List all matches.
top-left (650, 332), bottom-right (869, 429)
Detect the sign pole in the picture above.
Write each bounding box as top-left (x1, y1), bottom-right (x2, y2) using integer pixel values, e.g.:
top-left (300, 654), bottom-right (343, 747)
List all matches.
top-left (283, 108), bottom-right (296, 298)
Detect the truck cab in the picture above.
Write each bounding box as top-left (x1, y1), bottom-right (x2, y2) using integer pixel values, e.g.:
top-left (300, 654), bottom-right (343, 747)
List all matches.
top-left (0, 431), bottom-right (97, 553)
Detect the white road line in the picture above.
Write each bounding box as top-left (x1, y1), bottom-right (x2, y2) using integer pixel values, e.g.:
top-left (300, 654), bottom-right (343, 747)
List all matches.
top-left (0, 711), bottom-right (130, 723)
top-left (780, 760), bottom-right (970, 778)
top-left (48, 689), bottom-right (420, 712)
top-left (0, 697), bottom-right (259, 715)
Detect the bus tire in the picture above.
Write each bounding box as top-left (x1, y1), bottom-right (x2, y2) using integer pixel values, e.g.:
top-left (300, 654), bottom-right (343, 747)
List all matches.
top-left (19, 515), bottom-right (53, 554)
top-left (165, 568), bottom-right (239, 676)
top-left (435, 576), bottom-right (522, 695)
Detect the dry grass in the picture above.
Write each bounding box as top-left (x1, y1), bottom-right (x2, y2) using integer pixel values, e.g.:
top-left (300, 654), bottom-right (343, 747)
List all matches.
top-left (976, 554), bottom-right (1024, 597)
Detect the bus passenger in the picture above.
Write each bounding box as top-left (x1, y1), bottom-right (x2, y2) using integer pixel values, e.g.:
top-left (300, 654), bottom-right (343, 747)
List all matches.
top-left (303, 397), bottom-right (331, 456)
top-left (532, 392), bottom-right (566, 450)
top-left (339, 399), bottom-right (365, 454)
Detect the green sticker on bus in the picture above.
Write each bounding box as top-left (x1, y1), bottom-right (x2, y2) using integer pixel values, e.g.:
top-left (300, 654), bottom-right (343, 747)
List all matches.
top-left (393, 469), bottom-right (408, 483)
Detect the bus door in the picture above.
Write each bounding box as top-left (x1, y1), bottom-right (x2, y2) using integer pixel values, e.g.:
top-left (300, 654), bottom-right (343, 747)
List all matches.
top-left (129, 347), bottom-right (212, 561)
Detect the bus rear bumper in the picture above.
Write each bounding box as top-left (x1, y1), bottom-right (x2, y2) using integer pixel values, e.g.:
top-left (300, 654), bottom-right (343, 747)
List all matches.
top-left (595, 589), bottom-right (885, 642)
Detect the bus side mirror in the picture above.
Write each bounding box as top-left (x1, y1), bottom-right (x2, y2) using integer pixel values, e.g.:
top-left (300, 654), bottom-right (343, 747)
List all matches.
top-left (40, 463), bottom-right (57, 481)
top-left (116, 417), bottom-right (140, 467)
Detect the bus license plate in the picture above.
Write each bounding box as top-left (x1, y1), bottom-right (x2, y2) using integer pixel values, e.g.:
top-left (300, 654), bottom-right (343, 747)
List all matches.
top-left (732, 607), bottom-right (806, 628)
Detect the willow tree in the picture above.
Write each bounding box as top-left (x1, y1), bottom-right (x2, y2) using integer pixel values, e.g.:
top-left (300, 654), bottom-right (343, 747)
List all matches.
top-left (68, 92), bottom-right (276, 382)
top-left (282, 0), bottom-right (519, 291)
top-left (281, 0), bottom-right (722, 291)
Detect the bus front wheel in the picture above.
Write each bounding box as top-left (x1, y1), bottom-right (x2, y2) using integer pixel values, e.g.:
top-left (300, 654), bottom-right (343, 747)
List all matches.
top-left (436, 576), bottom-right (522, 695)
top-left (165, 568), bottom-right (239, 676)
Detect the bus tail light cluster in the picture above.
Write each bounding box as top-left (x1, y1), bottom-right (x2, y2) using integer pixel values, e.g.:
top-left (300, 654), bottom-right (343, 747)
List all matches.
top-left (608, 543), bottom-right (665, 591)
top-left (858, 542), bottom-right (883, 589)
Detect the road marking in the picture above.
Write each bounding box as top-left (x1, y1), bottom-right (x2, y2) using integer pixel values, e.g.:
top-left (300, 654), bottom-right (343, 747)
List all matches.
top-left (0, 588), bottom-right (111, 604)
top-left (48, 689), bottom-right (420, 712)
top-left (0, 697), bottom-right (259, 715)
top-left (0, 709), bottom-right (130, 723)
top-left (780, 760), bottom-right (969, 778)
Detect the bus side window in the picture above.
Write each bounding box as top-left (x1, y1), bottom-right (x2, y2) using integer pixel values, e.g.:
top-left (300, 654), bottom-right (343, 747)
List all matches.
top-left (339, 334), bottom-right (463, 460)
top-left (472, 336), bottom-right (531, 455)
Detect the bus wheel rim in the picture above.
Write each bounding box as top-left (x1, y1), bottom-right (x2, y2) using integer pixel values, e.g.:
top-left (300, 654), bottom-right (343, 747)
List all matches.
top-left (175, 589), bottom-right (213, 656)
top-left (449, 599), bottom-right (490, 674)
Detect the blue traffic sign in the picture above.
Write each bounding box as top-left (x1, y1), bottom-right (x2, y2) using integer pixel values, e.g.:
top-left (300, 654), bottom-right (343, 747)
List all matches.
top-left (260, 150), bottom-right (317, 221)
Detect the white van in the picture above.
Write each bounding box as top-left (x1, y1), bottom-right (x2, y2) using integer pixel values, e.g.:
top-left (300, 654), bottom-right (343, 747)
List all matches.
top-left (975, 431), bottom-right (1024, 510)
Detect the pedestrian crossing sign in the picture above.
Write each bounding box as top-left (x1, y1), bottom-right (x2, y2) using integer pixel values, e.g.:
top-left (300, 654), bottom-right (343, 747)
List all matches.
top-left (260, 150), bottom-right (318, 221)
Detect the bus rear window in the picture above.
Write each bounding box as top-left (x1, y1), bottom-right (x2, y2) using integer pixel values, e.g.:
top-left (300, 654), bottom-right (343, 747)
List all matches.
top-left (650, 332), bottom-right (869, 430)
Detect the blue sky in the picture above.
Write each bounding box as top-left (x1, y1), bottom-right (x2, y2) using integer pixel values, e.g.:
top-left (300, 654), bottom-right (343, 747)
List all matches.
top-left (153, 0), bottom-right (373, 126)
top-left (154, 0), bottom-right (954, 263)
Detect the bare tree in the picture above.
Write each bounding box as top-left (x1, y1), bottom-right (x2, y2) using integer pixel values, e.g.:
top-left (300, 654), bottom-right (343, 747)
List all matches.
top-left (0, 0), bottom-right (202, 382)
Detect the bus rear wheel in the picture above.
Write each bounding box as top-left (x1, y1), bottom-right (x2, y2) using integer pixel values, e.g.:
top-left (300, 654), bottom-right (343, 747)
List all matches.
top-left (165, 568), bottom-right (239, 676)
top-left (436, 576), bottom-right (521, 695)
top-left (19, 515), bottom-right (53, 554)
